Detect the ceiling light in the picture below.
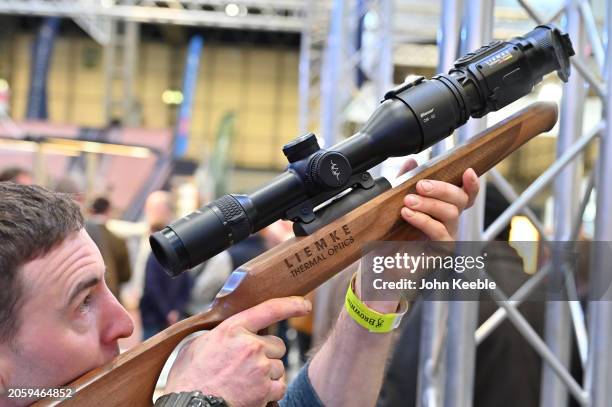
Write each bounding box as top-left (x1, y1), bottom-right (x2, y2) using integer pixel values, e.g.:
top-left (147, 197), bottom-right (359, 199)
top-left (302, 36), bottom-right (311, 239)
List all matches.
top-left (225, 4), bottom-right (240, 17)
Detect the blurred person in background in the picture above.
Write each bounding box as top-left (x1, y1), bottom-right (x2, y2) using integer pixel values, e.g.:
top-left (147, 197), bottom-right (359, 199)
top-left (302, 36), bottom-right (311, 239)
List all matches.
top-left (53, 176), bottom-right (86, 207)
top-left (140, 227), bottom-right (193, 339)
top-left (188, 220), bottom-right (294, 314)
top-left (139, 191), bottom-right (193, 339)
top-left (0, 167), bottom-right (33, 185)
top-left (127, 190), bottom-right (177, 307)
top-left (84, 196), bottom-right (132, 301)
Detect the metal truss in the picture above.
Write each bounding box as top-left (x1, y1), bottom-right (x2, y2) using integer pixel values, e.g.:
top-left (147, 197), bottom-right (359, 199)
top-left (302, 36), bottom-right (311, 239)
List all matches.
top-left (437, 2), bottom-right (494, 406)
top-left (104, 18), bottom-right (140, 125)
top-left (300, 3), bottom-right (610, 406)
top-left (415, 0), bottom-right (612, 406)
top-left (298, 0), bottom-right (394, 149)
top-left (298, 0), bottom-right (330, 136)
top-left (71, 1), bottom-right (112, 45)
top-left (0, 0), bottom-right (307, 34)
top-left (0, 0), bottom-right (307, 121)
top-left (298, 0), bottom-right (567, 149)
top-left (302, 2), bottom-right (611, 406)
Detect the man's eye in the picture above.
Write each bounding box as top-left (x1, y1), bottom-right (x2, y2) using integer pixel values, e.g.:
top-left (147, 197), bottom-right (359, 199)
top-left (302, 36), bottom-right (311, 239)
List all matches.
top-left (79, 294), bottom-right (93, 313)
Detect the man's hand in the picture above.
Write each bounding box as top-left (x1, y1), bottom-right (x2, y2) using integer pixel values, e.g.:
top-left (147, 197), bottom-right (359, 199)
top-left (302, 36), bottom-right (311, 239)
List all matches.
top-left (164, 296), bottom-right (311, 407)
top-left (397, 158), bottom-right (480, 241)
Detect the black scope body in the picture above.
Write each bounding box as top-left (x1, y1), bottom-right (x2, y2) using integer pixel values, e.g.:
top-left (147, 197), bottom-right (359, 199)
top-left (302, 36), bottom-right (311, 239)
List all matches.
top-left (151, 24), bottom-right (574, 277)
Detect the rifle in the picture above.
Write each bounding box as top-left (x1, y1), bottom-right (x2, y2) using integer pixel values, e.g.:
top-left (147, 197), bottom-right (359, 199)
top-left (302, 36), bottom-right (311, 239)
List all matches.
top-left (38, 101), bottom-right (558, 406)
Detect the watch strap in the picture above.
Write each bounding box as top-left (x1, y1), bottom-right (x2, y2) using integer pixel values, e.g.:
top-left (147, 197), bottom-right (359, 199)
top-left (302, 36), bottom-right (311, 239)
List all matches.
top-left (154, 391), bottom-right (228, 407)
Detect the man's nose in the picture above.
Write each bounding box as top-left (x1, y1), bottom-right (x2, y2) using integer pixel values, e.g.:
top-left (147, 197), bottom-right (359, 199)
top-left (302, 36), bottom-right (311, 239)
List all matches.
top-left (101, 291), bottom-right (135, 344)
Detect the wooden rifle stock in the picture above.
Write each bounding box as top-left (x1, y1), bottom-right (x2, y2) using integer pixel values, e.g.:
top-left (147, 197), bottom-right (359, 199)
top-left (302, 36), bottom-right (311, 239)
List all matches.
top-left (39, 102), bottom-right (558, 406)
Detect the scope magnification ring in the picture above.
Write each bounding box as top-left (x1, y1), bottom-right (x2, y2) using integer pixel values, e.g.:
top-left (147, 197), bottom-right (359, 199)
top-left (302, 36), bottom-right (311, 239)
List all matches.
top-left (212, 195), bottom-right (251, 243)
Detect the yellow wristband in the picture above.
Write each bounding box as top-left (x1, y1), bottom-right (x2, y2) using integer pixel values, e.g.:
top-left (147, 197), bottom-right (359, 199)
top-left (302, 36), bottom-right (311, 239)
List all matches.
top-left (344, 273), bottom-right (409, 333)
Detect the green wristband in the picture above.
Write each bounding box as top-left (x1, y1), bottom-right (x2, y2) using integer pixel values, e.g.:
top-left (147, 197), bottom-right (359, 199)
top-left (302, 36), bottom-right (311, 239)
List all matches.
top-left (344, 274), bottom-right (408, 333)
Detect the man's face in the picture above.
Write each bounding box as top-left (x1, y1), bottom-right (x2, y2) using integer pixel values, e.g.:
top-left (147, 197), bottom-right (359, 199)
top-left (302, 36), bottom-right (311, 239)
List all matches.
top-left (0, 229), bottom-right (134, 399)
top-left (14, 173), bottom-right (33, 185)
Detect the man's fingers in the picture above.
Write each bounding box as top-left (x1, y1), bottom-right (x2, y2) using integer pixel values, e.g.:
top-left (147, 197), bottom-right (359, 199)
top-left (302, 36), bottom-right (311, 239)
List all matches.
top-left (401, 208), bottom-right (452, 241)
top-left (227, 296), bottom-right (312, 333)
top-left (269, 359), bottom-right (285, 380)
top-left (397, 157), bottom-right (418, 177)
top-left (261, 335), bottom-right (287, 359)
top-left (268, 379), bottom-right (287, 402)
top-left (462, 168), bottom-right (480, 208)
top-left (403, 194), bottom-right (460, 223)
top-left (416, 179), bottom-right (469, 211)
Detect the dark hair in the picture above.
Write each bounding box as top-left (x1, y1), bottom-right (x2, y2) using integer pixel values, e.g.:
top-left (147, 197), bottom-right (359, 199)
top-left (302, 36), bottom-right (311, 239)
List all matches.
top-left (91, 196), bottom-right (111, 215)
top-left (0, 167), bottom-right (30, 183)
top-left (0, 183), bottom-right (84, 342)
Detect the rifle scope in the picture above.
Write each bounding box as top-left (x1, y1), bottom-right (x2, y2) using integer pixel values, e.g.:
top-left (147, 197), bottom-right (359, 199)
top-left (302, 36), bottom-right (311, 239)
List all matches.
top-left (151, 24), bottom-right (574, 277)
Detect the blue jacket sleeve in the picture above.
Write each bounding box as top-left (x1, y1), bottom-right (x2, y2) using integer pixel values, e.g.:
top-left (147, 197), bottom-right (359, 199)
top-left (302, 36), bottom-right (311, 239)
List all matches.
top-left (144, 255), bottom-right (173, 317)
top-left (174, 271), bottom-right (193, 315)
top-left (280, 363), bottom-right (325, 407)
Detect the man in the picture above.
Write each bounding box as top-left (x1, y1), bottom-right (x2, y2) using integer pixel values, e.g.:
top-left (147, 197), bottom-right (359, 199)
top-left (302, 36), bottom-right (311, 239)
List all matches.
top-left (0, 162), bottom-right (479, 407)
top-left (128, 190), bottom-right (177, 305)
top-left (85, 196), bottom-right (132, 300)
top-left (140, 222), bottom-right (192, 339)
top-left (0, 167), bottom-right (33, 185)
top-left (188, 221), bottom-right (292, 314)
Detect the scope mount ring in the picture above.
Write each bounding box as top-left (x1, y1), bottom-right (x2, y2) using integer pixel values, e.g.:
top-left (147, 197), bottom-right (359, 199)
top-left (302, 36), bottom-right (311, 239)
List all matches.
top-left (285, 171), bottom-right (377, 231)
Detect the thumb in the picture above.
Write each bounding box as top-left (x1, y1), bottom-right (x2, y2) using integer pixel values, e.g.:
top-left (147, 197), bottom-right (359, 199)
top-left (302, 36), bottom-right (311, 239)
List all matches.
top-left (462, 168), bottom-right (480, 209)
top-left (227, 296), bottom-right (312, 333)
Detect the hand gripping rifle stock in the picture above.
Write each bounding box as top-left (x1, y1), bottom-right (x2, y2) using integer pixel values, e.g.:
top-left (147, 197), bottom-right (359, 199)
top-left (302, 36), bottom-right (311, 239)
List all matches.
top-left (37, 102), bottom-right (558, 406)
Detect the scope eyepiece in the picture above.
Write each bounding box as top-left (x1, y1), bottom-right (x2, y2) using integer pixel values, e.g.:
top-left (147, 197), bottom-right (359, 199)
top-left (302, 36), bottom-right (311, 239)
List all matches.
top-left (151, 25), bottom-right (575, 277)
top-left (531, 24), bottom-right (575, 82)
